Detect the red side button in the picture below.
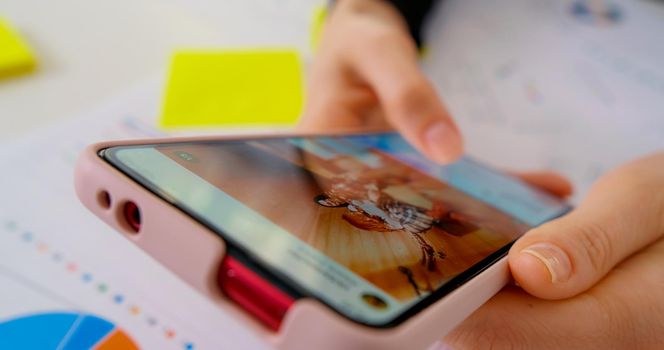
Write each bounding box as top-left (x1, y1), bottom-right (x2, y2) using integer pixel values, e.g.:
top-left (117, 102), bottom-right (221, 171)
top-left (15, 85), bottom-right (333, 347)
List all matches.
top-left (218, 256), bottom-right (295, 331)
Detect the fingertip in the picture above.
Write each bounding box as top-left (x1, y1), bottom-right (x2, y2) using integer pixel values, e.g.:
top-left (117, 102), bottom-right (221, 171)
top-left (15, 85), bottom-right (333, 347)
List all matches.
top-left (374, 72), bottom-right (463, 164)
top-left (513, 171), bottom-right (574, 198)
top-left (552, 174), bottom-right (574, 197)
top-left (537, 173), bottom-right (574, 198)
top-left (423, 122), bottom-right (464, 163)
top-left (509, 241), bottom-right (577, 300)
top-left (509, 249), bottom-right (557, 298)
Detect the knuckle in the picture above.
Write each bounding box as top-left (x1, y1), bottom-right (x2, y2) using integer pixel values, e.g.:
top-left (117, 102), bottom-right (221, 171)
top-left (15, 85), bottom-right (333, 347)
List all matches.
top-left (569, 221), bottom-right (615, 275)
top-left (350, 25), bottom-right (404, 56)
top-left (593, 156), bottom-right (664, 235)
top-left (361, 23), bottom-right (414, 49)
top-left (363, 27), bottom-right (398, 46)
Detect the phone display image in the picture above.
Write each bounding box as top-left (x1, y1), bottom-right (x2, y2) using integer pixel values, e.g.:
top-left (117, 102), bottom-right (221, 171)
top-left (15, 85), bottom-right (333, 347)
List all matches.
top-left (102, 133), bottom-right (569, 327)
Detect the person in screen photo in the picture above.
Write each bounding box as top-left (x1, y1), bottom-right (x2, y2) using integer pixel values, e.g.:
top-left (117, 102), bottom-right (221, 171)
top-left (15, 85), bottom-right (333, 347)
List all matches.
top-left (314, 171), bottom-right (478, 272)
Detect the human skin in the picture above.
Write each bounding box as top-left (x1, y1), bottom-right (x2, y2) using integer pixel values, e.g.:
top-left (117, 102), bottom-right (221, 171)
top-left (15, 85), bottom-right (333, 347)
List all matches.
top-left (299, 0), bottom-right (463, 163)
top-left (446, 153), bottom-right (664, 349)
top-left (300, 0), bottom-right (664, 348)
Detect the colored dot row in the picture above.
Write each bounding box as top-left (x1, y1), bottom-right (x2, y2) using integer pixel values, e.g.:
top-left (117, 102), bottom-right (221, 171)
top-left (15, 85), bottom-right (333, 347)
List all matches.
top-left (3, 220), bottom-right (195, 350)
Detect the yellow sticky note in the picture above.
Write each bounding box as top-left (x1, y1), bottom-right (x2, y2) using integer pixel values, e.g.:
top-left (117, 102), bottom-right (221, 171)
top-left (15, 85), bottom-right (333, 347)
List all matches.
top-left (160, 50), bottom-right (304, 128)
top-left (310, 6), bottom-right (328, 51)
top-left (0, 18), bottom-right (36, 78)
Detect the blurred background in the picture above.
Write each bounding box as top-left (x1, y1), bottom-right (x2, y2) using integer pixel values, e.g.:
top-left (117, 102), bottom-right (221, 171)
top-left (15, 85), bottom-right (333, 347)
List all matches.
top-left (0, 0), bottom-right (663, 349)
top-left (1, 0), bottom-right (317, 139)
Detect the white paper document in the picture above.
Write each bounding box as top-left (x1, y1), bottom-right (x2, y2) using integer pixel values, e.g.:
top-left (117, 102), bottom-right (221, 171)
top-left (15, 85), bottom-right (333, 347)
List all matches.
top-left (425, 0), bottom-right (664, 201)
top-left (0, 82), bottom-right (268, 349)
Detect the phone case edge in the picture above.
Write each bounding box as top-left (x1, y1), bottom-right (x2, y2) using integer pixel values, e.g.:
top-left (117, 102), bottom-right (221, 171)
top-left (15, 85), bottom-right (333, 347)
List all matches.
top-left (73, 136), bottom-right (510, 350)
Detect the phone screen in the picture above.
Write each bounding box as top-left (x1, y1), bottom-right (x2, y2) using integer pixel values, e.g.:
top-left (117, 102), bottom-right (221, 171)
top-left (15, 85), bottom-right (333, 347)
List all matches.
top-left (102, 133), bottom-right (569, 327)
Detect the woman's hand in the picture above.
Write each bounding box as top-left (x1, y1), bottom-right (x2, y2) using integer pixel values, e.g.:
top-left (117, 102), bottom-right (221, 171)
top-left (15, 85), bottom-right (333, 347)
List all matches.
top-left (445, 152), bottom-right (664, 349)
top-left (299, 0), bottom-right (463, 163)
top-left (302, 2), bottom-right (664, 346)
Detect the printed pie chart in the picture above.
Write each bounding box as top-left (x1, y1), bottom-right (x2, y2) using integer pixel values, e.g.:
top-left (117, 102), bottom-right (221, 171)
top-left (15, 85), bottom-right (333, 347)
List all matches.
top-left (0, 312), bottom-right (139, 349)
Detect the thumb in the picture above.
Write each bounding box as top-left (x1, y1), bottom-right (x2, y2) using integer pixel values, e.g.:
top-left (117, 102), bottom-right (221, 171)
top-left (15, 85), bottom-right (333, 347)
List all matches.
top-left (508, 153), bottom-right (664, 299)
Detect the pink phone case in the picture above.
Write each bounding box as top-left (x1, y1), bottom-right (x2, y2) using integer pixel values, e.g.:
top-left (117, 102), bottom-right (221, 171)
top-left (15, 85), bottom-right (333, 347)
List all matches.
top-left (74, 135), bottom-right (510, 350)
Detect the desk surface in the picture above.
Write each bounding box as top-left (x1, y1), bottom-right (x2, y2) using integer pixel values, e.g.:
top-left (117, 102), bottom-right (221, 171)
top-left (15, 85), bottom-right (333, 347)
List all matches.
top-left (0, 0), bottom-right (315, 141)
top-left (0, 2), bottom-right (316, 349)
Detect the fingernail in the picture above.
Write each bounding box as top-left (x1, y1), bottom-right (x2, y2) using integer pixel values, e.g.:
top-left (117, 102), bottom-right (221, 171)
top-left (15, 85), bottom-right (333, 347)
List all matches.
top-left (521, 242), bottom-right (572, 284)
top-left (425, 122), bottom-right (462, 163)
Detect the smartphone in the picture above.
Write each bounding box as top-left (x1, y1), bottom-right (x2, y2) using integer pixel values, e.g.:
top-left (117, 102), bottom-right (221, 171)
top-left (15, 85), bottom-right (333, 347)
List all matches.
top-left (75, 132), bottom-right (570, 349)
